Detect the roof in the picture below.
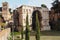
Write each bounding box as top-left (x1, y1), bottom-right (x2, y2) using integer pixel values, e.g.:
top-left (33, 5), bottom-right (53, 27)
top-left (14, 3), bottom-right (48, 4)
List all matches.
top-left (16, 5), bottom-right (41, 9)
top-left (2, 2), bottom-right (8, 4)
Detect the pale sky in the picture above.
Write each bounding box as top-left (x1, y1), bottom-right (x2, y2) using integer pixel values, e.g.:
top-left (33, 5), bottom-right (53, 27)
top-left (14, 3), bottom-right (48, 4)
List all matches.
top-left (0, 0), bottom-right (54, 10)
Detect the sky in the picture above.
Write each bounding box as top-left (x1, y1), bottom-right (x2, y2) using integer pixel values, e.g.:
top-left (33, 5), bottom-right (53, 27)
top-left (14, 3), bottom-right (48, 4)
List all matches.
top-left (0, 0), bottom-right (54, 10)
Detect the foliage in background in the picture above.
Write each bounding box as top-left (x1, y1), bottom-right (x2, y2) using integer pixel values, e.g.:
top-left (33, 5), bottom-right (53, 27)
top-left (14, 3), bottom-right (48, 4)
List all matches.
top-left (41, 4), bottom-right (47, 8)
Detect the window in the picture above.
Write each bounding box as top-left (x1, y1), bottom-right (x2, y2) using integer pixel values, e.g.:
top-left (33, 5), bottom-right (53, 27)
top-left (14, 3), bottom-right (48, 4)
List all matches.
top-left (29, 9), bottom-right (31, 13)
top-left (23, 9), bottom-right (25, 13)
top-left (30, 19), bottom-right (32, 23)
top-left (24, 19), bottom-right (26, 23)
top-left (3, 7), bottom-right (7, 10)
top-left (3, 4), bottom-right (7, 6)
top-left (26, 9), bottom-right (28, 13)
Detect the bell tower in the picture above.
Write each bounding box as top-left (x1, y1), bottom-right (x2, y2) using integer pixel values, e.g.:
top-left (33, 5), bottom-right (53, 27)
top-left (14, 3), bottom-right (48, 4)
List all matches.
top-left (2, 2), bottom-right (10, 21)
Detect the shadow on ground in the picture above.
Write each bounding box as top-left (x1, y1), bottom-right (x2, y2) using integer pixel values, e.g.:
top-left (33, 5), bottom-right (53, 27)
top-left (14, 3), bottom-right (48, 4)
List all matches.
top-left (30, 30), bottom-right (60, 36)
top-left (41, 31), bottom-right (60, 36)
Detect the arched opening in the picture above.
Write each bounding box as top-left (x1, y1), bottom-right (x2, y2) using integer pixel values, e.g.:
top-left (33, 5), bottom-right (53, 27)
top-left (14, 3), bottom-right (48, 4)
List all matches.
top-left (32, 10), bottom-right (42, 31)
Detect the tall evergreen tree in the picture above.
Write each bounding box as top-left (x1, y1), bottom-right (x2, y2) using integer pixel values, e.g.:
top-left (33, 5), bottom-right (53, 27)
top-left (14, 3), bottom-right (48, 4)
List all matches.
top-left (25, 13), bottom-right (30, 40)
top-left (21, 26), bottom-right (23, 40)
top-left (35, 12), bottom-right (40, 40)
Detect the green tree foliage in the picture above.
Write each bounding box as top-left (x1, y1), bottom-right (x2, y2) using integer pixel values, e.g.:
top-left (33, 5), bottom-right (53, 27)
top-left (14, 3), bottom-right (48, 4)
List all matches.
top-left (52, 0), bottom-right (59, 6)
top-left (35, 12), bottom-right (40, 40)
top-left (52, 0), bottom-right (59, 12)
top-left (41, 4), bottom-right (47, 8)
top-left (50, 0), bottom-right (60, 31)
top-left (25, 13), bottom-right (30, 40)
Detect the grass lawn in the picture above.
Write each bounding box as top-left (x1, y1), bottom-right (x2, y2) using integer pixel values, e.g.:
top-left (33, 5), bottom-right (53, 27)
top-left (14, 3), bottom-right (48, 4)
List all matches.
top-left (30, 31), bottom-right (60, 40)
top-left (10, 31), bottom-right (60, 40)
top-left (40, 31), bottom-right (60, 40)
top-left (30, 36), bottom-right (60, 40)
top-left (40, 36), bottom-right (60, 40)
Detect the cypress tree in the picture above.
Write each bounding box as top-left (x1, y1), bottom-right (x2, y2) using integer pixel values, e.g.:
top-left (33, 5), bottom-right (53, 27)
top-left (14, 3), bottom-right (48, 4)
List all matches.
top-left (35, 12), bottom-right (40, 40)
top-left (25, 13), bottom-right (30, 40)
top-left (21, 26), bottom-right (23, 40)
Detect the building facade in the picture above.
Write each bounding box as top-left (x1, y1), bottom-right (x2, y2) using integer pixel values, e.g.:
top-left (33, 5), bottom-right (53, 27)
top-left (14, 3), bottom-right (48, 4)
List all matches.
top-left (40, 7), bottom-right (50, 31)
top-left (13, 5), bottom-right (50, 31)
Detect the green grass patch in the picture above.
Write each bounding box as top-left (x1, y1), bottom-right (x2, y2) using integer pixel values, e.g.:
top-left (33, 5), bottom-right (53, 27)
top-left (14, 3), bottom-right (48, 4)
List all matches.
top-left (11, 32), bottom-right (21, 35)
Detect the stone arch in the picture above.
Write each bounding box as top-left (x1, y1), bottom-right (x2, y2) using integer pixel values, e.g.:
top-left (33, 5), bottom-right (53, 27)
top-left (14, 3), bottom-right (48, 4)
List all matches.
top-left (32, 10), bottom-right (42, 31)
